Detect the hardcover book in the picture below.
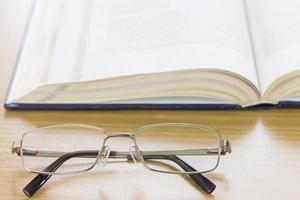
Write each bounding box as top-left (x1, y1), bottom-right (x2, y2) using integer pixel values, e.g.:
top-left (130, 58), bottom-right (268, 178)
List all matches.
top-left (5, 0), bottom-right (300, 109)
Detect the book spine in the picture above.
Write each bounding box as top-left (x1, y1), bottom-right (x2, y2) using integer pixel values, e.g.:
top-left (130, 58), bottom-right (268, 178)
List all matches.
top-left (4, 103), bottom-right (242, 110)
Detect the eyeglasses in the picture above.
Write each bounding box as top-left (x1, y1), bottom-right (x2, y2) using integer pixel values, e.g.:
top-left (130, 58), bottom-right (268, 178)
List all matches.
top-left (12, 123), bottom-right (231, 197)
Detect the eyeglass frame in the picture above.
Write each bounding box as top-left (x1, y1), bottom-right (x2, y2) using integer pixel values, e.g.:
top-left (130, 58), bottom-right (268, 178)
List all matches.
top-left (12, 123), bottom-right (232, 197)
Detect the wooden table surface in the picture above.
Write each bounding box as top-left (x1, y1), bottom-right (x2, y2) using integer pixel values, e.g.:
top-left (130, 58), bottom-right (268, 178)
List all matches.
top-left (1, 1), bottom-right (300, 200)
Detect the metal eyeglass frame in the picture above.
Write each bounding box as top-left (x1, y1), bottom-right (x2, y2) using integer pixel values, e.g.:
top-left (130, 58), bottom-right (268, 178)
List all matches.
top-left (12, 123), bottom-right (232, 197)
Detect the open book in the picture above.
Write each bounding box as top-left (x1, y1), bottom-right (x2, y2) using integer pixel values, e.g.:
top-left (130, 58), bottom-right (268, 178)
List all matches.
top-left (5, 0), bottom-right (300, 109)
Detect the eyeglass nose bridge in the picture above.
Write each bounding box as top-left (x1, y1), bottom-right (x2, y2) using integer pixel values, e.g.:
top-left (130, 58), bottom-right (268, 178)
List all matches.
top-left (101, 131), bottom-right (137, 148)
top-left (104, 132), bottom-right (135, 140)
top-left (98, 131), bottom-right (142, 166)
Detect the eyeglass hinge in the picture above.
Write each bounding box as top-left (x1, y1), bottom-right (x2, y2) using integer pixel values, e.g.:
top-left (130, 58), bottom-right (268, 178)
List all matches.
top-left (220, 139), bottom-right (232, 155)
top-left (11, 142), bottom-right (39, 156)
top-left (11, 142), bottom-right (21, 155)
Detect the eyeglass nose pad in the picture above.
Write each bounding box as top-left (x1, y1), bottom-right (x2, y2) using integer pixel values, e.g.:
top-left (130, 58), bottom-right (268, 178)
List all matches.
top-left (129, 146), bottom-right (143, 168)
top-left (99, 145), bottom-right (110, 168)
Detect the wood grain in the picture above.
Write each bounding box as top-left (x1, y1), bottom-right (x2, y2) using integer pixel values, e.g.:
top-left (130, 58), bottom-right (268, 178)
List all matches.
top-left (0, 1), bottom-right (300, 199)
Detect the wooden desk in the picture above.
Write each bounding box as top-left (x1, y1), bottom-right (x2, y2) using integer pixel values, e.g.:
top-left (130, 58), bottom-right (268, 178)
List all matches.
top-left (0, 1), bottom-right (299, 199)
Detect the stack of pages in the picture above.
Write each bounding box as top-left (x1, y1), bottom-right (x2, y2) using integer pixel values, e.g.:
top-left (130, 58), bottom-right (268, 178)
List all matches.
top-left (5, 0), bottom-right (300, 109)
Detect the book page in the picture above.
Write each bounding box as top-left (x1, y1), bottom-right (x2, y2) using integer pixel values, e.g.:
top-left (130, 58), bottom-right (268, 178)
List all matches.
top-left (7, 0), bottom-right (63, 102)
top-left (245, 0), bottom-right (300, 93)
top-left (45, 0), bottom-right (258, 88)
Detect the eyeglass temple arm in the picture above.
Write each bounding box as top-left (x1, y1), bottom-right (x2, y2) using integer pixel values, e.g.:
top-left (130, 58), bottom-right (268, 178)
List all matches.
top-left (20, 150), bottom-right (216, 197)
top-left (22, 150), bottom-right (98, 197)
top-left (129, 155), bottom-right (216, 194)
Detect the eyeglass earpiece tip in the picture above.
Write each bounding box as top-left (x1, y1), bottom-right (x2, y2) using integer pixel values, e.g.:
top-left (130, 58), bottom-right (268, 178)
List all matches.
top-left (23, 188), bottom-right (32, 197)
